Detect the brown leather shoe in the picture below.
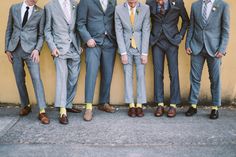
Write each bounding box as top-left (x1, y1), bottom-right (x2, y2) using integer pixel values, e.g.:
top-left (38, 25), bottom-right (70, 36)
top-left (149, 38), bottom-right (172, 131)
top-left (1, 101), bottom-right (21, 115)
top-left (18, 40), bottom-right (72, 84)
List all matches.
top-left (155, 106), bottom-right (164, 117)
top-left (19, 106), bottom-right (31, 116)
top-left (128, 107), bottom-right (136, 117)
top-left (67, 107), bottom-right (82, 113)
top-left (98, 103), bottom-right (115, 113)
top-left (136, 107), bottom-right (144, 117)
top-left (84, 109), bottom-right (93, 121)
top-left (38, 113), bottom-right (50, 124)
top-left (167, 107), bottom-right (176, 118)
top-left (59, 114), bottom-right (69, 125)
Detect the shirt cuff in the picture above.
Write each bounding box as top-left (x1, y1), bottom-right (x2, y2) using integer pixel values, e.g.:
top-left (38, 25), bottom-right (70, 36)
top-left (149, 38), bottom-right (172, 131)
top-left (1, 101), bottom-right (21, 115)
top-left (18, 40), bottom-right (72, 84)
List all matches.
top-left (142, 53), bottom-right (148, 56)
top-left (121, 52), bottom-right (127, 55)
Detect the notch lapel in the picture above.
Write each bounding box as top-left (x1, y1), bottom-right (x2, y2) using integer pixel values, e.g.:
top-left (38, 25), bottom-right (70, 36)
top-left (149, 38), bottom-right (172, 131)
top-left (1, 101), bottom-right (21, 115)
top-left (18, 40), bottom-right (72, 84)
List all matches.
top-left (93, 0), bottom-right (105, 14)
top-left (206, 0), bottom-right (220, 25)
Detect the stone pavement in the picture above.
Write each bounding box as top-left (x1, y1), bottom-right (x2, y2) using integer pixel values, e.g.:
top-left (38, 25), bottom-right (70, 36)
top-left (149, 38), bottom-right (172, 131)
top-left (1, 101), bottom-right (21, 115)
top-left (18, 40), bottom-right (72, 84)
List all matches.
top-left (0, 105), bottom-right (236, 157)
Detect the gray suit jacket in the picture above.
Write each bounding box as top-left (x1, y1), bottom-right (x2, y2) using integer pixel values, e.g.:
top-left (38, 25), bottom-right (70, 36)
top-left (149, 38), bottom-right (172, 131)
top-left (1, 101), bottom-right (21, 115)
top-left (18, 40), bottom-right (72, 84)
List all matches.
top-left (146, 0), bottom-right (189, 47)
top-left (44, 0), bottom-right (81, 55)
top-left (5, 3), bottom-right (45, 53)
top-left (186, 0), bottom-right (230, 56)
top-left (115, 2), bottom-right (150, 55)
top-left (77, 0), bottom-right (117, 46)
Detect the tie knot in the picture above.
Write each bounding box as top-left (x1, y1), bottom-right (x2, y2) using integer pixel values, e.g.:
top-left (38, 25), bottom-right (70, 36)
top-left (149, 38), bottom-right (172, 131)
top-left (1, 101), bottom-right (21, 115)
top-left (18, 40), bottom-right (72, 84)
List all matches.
top-left (26, 6), bottom-right (29, 10)
top-left (204, 0), bottom-right (211, 4)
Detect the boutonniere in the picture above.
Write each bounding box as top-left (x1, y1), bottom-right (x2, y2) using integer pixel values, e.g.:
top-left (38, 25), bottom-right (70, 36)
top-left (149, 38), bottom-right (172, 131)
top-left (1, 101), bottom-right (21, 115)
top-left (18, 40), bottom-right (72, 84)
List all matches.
top-left (136, 9), bottom-right (140, 15)
top-left (212, 6), bottom-right (217, 12)
top-left (172, 2), bottom-right (176, 6)
top-left (72, 5), bottom-right (76, 10)
top-left (34, 7), bottom-right (38, 12)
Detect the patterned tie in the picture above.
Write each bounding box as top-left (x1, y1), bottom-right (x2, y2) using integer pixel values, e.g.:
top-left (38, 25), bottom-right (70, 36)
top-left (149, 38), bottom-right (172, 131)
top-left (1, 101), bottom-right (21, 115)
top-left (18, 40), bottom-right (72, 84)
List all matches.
top-left (63, 0), bottom-right (71, 24)
top-left (130, 7), bottom-right (137, 49)
top-left (202, 0), bottom-right (211, 24)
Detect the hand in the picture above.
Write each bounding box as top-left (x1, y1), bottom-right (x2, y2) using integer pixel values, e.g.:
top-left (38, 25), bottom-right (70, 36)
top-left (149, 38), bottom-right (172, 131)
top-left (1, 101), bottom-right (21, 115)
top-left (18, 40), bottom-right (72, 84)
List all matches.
top-left (186, 48), bottom-right (192, 55)
top-left (121, 54), bottom-right (128, 65)
top-left (31, 50), bottom-right (40, 63)
top-left (52, 48), bottom-right (60, 57)
top-left (141, 55), bottom-right (148, 64)
top-left (87, 39), bottom-right (96, 48)
top-left (6, 51), bottom-right (13, 64)
top-left (215, 52), bottom-right (225, 58)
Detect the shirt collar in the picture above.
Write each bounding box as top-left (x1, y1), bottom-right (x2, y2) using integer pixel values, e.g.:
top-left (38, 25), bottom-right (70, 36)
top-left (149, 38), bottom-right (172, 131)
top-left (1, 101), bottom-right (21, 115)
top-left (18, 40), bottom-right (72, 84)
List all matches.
top-left (203, 0), bottom-right (215, 3)
top-left (22, 1), bottom-right (34, 9)
top-left (127, 2), bottom-right (137, 10)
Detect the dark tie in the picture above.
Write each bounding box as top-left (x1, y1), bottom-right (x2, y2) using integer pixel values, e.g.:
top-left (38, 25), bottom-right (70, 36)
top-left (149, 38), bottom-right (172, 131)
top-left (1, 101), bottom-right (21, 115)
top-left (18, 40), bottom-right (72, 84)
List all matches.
top-left (159, 3), bottom-right (165, 15)
top-left (22, 6), bottom-right (29, 27)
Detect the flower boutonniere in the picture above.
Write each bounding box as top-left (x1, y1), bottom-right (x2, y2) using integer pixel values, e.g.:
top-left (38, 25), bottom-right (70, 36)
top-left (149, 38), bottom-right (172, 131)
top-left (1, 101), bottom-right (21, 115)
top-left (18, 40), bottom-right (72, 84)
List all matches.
top-left (34, 7), bottom-right (38, 12)
top-left (72, 5), bottom-right (76, 10)
top-left (212, 6), bottom-right (217, 12)
top-left (172, 1), bottom-right (176, 6)
top-left (136, 9), bottom-right (140, 15)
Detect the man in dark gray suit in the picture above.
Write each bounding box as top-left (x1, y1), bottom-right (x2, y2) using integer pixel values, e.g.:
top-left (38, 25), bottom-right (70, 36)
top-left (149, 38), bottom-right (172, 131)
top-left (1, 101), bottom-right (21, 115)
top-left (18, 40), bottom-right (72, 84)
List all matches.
top-left (5, 0), bottom-right (49, 124)
top-left (77, 0), bottom-right (117, 121)
top-left (185, 0), bottom-right (230, 119)
top-left (146, 0), bottom-right (189, 118)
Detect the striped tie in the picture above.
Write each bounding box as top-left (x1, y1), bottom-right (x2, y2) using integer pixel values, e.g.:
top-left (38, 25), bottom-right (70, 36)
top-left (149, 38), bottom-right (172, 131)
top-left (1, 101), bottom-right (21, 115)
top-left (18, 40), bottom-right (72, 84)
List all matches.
top-left (202, 0), bottom-right (211, 24)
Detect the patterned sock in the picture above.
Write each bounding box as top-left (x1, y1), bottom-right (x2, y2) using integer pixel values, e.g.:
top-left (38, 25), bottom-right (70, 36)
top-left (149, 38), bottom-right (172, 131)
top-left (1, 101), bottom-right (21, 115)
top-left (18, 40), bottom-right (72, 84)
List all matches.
top-left (86, 103), bottom-right (93, 110)
top-left (158, 102), bottom-right (164, 107)
top-left (191, 104), bottom-right (197, 109)
top-left (136, 103), bottom-right (142, 108)
top-left (129, 103), bottom-right (135, 108)
top-left (212, 106), bottom-right (219, 110)
top-left (39, 108), bottom-right (45, 114)
top-left (60, 107), bottom-right (67, 117)
top-left (170, 104), bottom-right (177, 108)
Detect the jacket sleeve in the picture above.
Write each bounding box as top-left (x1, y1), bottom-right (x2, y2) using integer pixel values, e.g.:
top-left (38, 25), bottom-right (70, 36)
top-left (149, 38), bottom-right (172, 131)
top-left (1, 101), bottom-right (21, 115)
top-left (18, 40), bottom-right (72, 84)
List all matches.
top-left (185, 4), bottom-right (194, 49)
top-left (141, 6), bottom-right (151, 55)
top-left (5, 6), bottom-right (13, 52)
top-left (179, 0), bottom-right (190, 38)
top-left (35, 10), bottom-right (45, 52)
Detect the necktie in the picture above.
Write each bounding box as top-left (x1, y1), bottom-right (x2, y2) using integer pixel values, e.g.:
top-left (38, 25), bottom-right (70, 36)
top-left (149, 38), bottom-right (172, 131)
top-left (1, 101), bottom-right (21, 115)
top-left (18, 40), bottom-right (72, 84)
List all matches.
top-left (22, 6), bottom-right (29, 27)
top-left (130, 7), bottom-right (137, 49)
top-left (159, 3), bottom-right (165, 15)
top-left (203, 0), bottom-right (211, 24)
top-left (100, 0), bottom-right (108, 12)
top-left (63, 0), bottom-right (71, 24)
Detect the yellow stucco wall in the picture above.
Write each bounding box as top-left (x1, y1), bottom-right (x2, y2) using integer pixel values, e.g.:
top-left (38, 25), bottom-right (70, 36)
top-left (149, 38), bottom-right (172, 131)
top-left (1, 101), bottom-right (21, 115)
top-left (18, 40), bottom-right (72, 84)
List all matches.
top-left (0, 0), bottom-right (235, 105)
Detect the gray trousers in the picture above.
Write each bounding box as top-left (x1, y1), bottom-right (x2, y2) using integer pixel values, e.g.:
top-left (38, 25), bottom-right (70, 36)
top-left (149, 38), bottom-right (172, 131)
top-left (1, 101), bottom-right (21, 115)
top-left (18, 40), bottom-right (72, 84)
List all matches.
top-left (152, 36), bottom-right (181, 104)
top-left (54, 44), bottom-right (80, 108)
top-left (85, 37), bottom-right (116, 104)
top-left (189, 48), bottom-right (221, 106)
top-left (123, 48), bottom-right (146, 104)
top-left (12, 44), bottom-right (46, 109)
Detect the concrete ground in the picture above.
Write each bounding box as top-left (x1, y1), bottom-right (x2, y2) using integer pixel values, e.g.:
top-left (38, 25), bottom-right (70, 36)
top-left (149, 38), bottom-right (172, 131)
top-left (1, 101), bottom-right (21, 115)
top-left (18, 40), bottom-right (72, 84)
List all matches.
top-left (0, 105), bottom-right (236, 157)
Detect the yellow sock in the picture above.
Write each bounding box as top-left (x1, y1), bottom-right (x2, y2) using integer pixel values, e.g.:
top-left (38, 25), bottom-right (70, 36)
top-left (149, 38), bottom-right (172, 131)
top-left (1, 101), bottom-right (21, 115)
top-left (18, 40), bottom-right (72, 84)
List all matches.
top-left (170, 104), bottom-right (177, 108)
top-left (86, 103), bottom-right (93, 110)
top-left (158, 102), bottom-right (164, 107)
top-left (60, 107), bottom-right (67, 117)
top-left (136, 103), bottom-right (142, 108)
top-left (191, 104), bottom-right (197, 109)
top-left (39, 108), bottom-right (45, 114)
top-left (212, 106), bottom-right (219, 110)
top-left (129, 103), bottom-right (135, 108)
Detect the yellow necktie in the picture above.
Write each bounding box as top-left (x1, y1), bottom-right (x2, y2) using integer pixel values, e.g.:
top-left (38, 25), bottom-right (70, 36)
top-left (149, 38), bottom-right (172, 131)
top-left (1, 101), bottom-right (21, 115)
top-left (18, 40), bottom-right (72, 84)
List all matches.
top-left (130, 8), bottom-right (137, 49)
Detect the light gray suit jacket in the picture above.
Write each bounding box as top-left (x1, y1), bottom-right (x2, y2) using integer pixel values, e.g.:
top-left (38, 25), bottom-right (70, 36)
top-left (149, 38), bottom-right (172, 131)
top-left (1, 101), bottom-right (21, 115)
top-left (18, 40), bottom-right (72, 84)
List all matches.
top-left (115, 2), bottom-right (150, 55)
top-left (5, 3), bottom-right (45, 53)
top-left (186, 0), bottom-right (230, 57)
top-left (44, 0), bottom-right (81, 55)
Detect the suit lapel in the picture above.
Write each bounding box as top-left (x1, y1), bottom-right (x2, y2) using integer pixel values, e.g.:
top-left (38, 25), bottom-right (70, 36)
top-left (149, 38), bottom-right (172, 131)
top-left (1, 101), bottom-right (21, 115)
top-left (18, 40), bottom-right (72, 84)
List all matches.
top-left (23, 6), bottom-right (38, 28)
top-left (104, 0), bottom-right (114, 15)
top-left (134, 3), bottom-right (141, 29)
top-left (206, 0), bottom-right (220, 25)
top-left (123, 3), bottom-right (132, 28)
top-left (70, 0), bottom-right (77, 27)
top-left (54, 0), bottom-right (70, 24)
top-left (16, 3), bottom-right (23, 27)
top-left (195, 0), bottom-right (204, 28)
top-left (93, 0), bottom-right (105, 14)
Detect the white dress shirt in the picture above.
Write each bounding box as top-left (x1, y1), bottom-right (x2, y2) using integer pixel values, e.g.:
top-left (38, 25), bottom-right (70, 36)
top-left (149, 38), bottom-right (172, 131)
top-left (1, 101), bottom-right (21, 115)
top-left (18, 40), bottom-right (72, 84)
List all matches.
top-left (202, 0), bottom-right (215, 20)
top-left (100, 0), bottom-right (108, 12)
top-left (21, 1), bottom-right (34, 23)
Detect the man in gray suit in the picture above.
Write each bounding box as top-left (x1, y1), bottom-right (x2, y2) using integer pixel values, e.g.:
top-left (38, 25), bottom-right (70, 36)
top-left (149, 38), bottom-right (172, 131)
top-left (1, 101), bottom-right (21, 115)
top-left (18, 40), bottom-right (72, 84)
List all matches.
top-left (185, 0), bottom-right (230, 119)
top-left (146, 0), bottom-right (189, 118)
top-left (77, 0), bottom-right (117, 121)
top-left (45, 0), bottom-right (82, 124)
top-left (5, 0), bottom-right (49, 124)
top-left (115, 0), bottom-right (150, 117)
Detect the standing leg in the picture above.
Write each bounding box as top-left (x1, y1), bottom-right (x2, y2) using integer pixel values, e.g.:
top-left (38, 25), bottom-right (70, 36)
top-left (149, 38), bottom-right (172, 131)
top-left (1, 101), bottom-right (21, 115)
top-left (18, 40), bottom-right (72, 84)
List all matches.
top-left (85, 47), bottom-right (101, 103)
top-left (188, 53), bottom-right (205, 105)
top-left (12, 47), bottom-right (30, 107)
top-left (99, 47), bottom-right (116, 104)
top-left (152, 45), bottom-right (165, 103)
top-left (166, 45), bottom-right (181, 104)
top-left (66, 57), bottom-right (81, 108)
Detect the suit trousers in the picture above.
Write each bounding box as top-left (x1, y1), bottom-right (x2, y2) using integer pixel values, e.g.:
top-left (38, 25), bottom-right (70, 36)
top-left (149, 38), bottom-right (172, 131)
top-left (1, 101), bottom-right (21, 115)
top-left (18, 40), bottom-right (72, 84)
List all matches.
top-left (85, 37), bottom-right (116, 104)
top-left (54, 44), bottom-right (80, 108)
top-left (152, 36), bottom-right (181, 104)
top-left (189, 48), bottom-right (221, 106)
top-left (12, 44), bottom-right (46, 109)
top-left (123, 48), bottom-right (146, 104)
